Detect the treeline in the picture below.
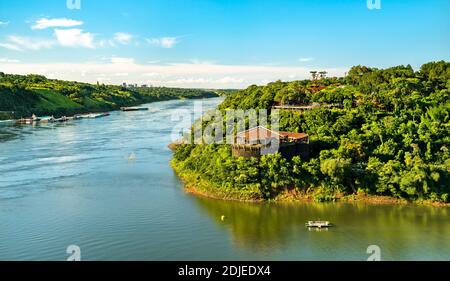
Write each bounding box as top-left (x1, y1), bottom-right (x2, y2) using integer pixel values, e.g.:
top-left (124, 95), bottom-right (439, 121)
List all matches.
top-left (0, 72), bottom-right (219, 119)
top-left (172, 61), bottom-right (450, 204)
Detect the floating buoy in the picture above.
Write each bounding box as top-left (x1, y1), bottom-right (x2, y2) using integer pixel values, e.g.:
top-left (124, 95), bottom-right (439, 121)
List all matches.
top-left (128, 152), bottom-right (136, 161)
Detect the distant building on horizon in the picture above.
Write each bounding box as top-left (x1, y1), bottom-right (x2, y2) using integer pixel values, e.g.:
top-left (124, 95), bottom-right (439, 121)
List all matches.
top-left (122, 82), bottom-right (150, 88)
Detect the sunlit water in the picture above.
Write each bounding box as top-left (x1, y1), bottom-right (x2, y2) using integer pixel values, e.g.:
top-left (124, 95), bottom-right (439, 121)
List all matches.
top-left (0, 97), bottom-right (449, 261)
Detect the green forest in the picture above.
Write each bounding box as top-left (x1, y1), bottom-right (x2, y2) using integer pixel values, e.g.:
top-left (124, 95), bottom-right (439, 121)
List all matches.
top-left (171, 61), bottom-right (450, 204)
top-left (0, 72), bottom-right (219, 119)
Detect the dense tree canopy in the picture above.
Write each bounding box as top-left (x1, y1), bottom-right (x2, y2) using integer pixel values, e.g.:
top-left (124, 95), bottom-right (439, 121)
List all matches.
top-left (172, 61), bottom-right (450, 203)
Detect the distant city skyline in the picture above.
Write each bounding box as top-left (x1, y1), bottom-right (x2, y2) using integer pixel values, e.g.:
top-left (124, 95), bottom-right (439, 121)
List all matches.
top-left (0, 0), bottom-right (449, 88)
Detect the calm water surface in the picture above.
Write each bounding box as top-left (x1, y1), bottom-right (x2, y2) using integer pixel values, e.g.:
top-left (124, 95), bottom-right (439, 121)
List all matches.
top-left (0, 98), bottom-right (449, 261)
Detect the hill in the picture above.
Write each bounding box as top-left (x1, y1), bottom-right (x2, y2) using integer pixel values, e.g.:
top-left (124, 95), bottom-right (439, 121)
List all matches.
top-left (171, 61), bottom-right (450, 204)
top-left (0, 72), bottom-right (219, 119)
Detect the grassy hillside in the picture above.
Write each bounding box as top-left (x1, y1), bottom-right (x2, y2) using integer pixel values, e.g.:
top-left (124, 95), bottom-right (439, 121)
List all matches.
top-left (0, 72), bottom-right (219, 119)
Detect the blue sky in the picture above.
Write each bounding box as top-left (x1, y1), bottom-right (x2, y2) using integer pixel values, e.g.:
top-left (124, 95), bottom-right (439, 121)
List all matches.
top-left (0, 0), bottom-right (449, 88)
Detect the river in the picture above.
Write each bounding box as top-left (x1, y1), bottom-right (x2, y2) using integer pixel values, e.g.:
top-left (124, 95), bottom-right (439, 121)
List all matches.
top-left (0, 97), bottom-right (449, 261)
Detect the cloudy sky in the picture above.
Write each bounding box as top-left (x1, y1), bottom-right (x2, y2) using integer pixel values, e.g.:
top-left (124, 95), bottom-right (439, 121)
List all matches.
top-left (0, 0), bottom-right (449, 88)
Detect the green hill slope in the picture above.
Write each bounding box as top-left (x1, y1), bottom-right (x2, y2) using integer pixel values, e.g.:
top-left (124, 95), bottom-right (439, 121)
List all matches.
top-left (0, 72), bottom-right (219, 119)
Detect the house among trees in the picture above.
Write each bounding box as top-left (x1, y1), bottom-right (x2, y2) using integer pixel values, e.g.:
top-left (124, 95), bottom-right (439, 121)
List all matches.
top-left (232, 126), bottom-right (309, 159)
top-left (309, 84), bottom-right (327, 93)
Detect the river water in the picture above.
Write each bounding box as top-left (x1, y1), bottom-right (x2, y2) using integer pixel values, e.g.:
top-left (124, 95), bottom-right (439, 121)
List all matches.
top-left (0, 97), bottom-right (449, 261)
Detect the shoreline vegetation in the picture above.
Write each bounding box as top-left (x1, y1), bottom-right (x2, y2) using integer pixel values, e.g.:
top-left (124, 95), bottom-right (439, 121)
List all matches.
top-left (171, 61), bottom-right (450, 207)
top-left (171, 162), bottom-right (449, 207)
top-left (0, 72), bottom-right (227, 120)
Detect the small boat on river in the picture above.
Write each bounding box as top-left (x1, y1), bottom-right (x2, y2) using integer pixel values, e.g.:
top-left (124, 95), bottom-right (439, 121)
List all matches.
top-left (74, 112), bottom-right (110, 119)
top-left (305, 221), bottom-right (333, 228)
top-left (16, 119), bottom-right (36, 125)
top-left (89, 112), bottom-right (110, 118)
top-left (14, 111), bottom-right (109, 125)
top-left (16, 114), bottom-right (40, 125)
top-left (39, 116), bottom-right (55, 123)
top-left (53, 116), bottom-right (73, 123)
top-left (121, 107), bottom-right (149, 112)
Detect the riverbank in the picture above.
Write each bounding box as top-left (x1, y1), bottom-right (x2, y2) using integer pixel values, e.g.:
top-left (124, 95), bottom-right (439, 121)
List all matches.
top-left (172, 165), bottom-right (264, 202)
top-left (0, 73), bottom-right (221, 120)
top-left (0, 93), bottom-right (219, 121)
top-left (171, 162), bottom-right (450, 207)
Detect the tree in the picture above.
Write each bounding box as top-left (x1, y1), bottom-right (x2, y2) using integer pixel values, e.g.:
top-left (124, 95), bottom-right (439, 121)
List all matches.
top-left (319, 71), bottom-right (327, 79)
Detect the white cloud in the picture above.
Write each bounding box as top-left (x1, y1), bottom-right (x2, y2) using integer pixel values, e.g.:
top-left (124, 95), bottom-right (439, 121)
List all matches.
top-left (162, 76), bottom-right (246, 85)
top-left (114, 73), bottom-right (129, 77)
top-left (146, 37), bottom-right (178, 48)
top-left (7, 35), bottom-right (55, 50)
top-left (217, 77), bottom-right (245, 84)
top-left (0, 30), bottom-right (95, 51)
top-left (99, 39), bottom-right (116, 48)
top-left (32, 18), bottom-right (83, 30)
top-left (188, 59), bottom-right (215, 65)
top-left (142, 72), bottom-right (163, 77)
top-left (114, 32), bottom-right (132, 44)
top-left (0, 42), bottom-right (21, 51)
top-left (299, 57), bottom-right (314, 62)
top-left (54, 29), bottom-right (95, 48)
top-left (110, 57), bottom-right (135, 64)
top-left (0, 21), bottom-right (9, 26)
top-left (0, 58), bottom-right (20, 63)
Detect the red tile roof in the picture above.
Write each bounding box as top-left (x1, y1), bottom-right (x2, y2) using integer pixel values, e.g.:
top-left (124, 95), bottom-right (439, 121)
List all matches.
top-left (279, 131), bottom-right (309, 140)
top-left (236, 126), bottom-right (308, 142)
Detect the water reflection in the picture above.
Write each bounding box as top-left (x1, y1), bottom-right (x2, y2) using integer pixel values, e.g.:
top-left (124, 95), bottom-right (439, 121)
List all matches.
top-left (193, 196), bottom-right (450, 260)
top-left (0, 130), bottom-right (18, 142)
top-left (0, 123), bottom-right (79, 144)
top-left (193, 197), bottom-right (306, 251)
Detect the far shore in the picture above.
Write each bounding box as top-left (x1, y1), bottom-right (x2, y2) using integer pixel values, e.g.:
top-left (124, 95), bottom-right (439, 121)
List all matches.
top-left (0, 95), bottom-right (222, 122)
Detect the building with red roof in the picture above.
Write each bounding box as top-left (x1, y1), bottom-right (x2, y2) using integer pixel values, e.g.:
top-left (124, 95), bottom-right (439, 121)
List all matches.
top-left (232, 126), bottom-right (309, 159)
